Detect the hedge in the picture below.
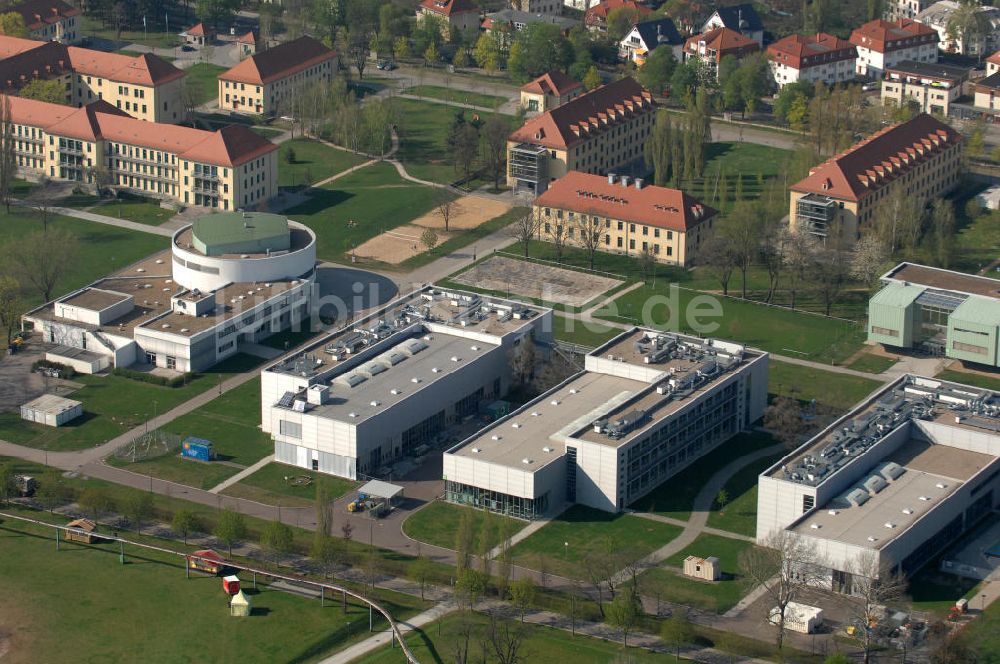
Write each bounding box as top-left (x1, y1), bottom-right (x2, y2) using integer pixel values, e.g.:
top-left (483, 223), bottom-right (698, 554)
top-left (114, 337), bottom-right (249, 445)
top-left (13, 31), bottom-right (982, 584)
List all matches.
top-left (31, 359), bottom-right (76, 379)
top-left (112, 367), bottom-right (195, 388)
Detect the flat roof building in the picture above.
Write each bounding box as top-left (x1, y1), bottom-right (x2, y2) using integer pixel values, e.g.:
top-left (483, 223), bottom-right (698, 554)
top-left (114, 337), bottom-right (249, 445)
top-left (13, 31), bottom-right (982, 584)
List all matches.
top-left (757, 374), bottom-right (1000, 591)
top-left (24, 213), bottom-right (316, 373)
top-left (881, 60), bottom-right (969, 117)
top-left (444, 328), bottom-right (768, 517)
top-left (261, 287), bottom-right (554, 481)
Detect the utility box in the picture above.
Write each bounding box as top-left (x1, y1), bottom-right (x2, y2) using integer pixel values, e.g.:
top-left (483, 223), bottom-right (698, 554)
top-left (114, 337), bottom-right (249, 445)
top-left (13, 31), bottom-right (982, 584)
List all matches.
top-left (222, 575), bottom-right (241, 595)
top-left (683, 555), bottom-right (721, 581)
top-left (181, 437), bottom-right (216, 462)
top-left (771, 602), bottom-right (824, 634)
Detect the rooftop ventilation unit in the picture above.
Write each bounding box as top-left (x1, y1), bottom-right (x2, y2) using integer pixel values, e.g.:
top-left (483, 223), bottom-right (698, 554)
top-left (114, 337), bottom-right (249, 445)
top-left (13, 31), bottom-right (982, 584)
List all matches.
top-left (542, 446), bottom-right (552, 453)
top-left (847, 488), bottom-right (870, 507)
top-left (864, 475), bottom-right (888, 495)
top-left (936, 482), bottom-right (947, 489)
top-left (521, 458), bottom-right (532, 465)
top-left (411, 377), bottom-right (421, 384)
top-left (370, 400), bottom-right (380, 407)
top-left (471, 447), bottom-right (480, 453)
top-left (390, 389), bottom-right (401, 395)
top-left (884, 522), bottom-right (896, 529)
top-left (810, 524), bottom-right (821, 529)
top-left (902, 508), bottom-right (914, 515)
top-left (919, 495), bottom-right (931, 501)
top-left (431, 367), bottom-right (441, 374)
top-left (491, 435), bottom-right (501, 441)
top-left (880, 462), bottom-right (905, 482)
top-left (336, 373), bottom-right (367, 388)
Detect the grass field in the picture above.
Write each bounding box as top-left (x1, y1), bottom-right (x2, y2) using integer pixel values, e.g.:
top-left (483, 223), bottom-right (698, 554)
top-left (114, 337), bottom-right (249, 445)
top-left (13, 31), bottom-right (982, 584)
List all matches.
top-left (595, 284), bottom-right (866, 363)
top-left (630, 431), bottom-right (780, 520)
top-left (638, 534), bottom-right (754, 613)
top-left (406, 85), bottom-right (509, 109)
top-left (355, 611), bottom-right (676, 664)
top-left (0, 518), bottom-right (424, 664)
top-left (221, 463), bottom-right (359, 507)
top-left (847, 352), bottom-right (897, 374)
top-left (258, 317), bottom-right (323, 351)
top-left (769, 361), bottom-right (883, 411)
top-left (278, 138), bottom-right (368, 189)
top-left (94, 194), bottom-right (176, 225)
top-left (706, 452), bottom-right (785, 536)
top-left (82, 15), bottom-right (179, 49)
top-left (509, 505), bottom-right (681, 579)
top-left (285, 162), bottom-right (446, 263)
top-left (683, 142), bottom-right (793, 214)
top-left (397, 206), bottom-right (526, 271)
top-left (184, 62), bottom-right (226, 106)
top-left (402, 501), bottom-right (526, 552)
top-left (935, 369), bottom-right (1000, 391)
top-left (117, 49), bottom-right (177, 62)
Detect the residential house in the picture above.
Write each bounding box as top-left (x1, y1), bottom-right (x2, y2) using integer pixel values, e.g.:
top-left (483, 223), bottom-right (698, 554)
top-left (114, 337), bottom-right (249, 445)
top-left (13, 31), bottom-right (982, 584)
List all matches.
top-left (9, 0), bottom-right (79, 44)
top-left (850, 18), bottom-right (939, 79)
top-left (585, 0), bottom-right (650, 34)
top-left (881, 60), bottom-right (968, 116)
top-left (916, 1), bottom-right (1000, 56)
top-left (683, 27), bottom-right (760, 79)
top-left (417, 0), bottom-right (481, 35)
top-left (619, 17), bottom-right (684, 66)
top-left (509, 0), bottom-right (563, 14)
top-left (767, 33), bottom-right (858, 89)
top-left (481, 8), bottom-right (578, 36)
top-left (237, 31), bottom-right (258, 59)
top-left (974, 71), bottom-right (1000, 112)
top-left (987, 49), bottom-right (1000, 75)
top-left (182, 22), bottom-right (215, 46)
top-left (700, 3), bottom-right (764, 46)
top-left (520, 70), bottom-right (583, 114)
top-left (887, 0), bottom-right (937, 20)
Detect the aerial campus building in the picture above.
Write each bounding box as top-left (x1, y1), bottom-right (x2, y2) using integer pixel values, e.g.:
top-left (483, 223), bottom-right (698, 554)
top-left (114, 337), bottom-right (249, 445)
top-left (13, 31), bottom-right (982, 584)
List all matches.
top-left (261, 288), bottom-right (554, 480)
top-left (868, 262), bottom-right (1000, 367)
top-left (23, 212), bottom-right (316, 373)
top-left (443, 329), bottom-right (769, 517)
top-left (757, 375), bottom-right (1000, 591)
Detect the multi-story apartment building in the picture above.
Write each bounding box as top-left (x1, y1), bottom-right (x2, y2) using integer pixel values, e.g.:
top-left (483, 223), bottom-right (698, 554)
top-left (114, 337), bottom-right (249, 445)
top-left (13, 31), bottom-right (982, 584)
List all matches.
top-left (519, 71), bottom-right (583, 114)
top-left (988, 50), bottom-right (1000, 76)
top-left (417, 0), bottom-right (481, 35)
top-left (767, 33), bottom-right (858, 89)
top-left (850, 18), bottom-right (939, 79)
top-left (974, 72), bottom-right (1000, 112)
top-left (881, 60), bottom-right (968, 116)
top-left (917, 0), bottom-right (1000, 56)
top-left (700, 3), bottom-right (764, 46)
top-left (480, 8), bottom-right (577, 36)
top-left (683, 27), bottom-right (760, 79)
top-left (508, 0), bottom-right (562, 14)
top-left (619, 17), bottom-right (684, 66)
top-left (788, 113), bottom-right (962, 244)
top-left (7, 97), bottom-right (278, 211)
top-left (507, 76), bottom-right (655, 195)
top-left (585, 0), bottom-right (650, 34)
top-left (888, 0), bottom-right (936, 20)
top-left (533, 171), bottom-right (717, 266)
top-left (10, 0), bottom-right (80, 43)
top-left (217, 36), bottom-right (337, 116)
top-left (445, 328), bottom-right (768, 516)
top-left (0, 35), bottom-right (186, 123)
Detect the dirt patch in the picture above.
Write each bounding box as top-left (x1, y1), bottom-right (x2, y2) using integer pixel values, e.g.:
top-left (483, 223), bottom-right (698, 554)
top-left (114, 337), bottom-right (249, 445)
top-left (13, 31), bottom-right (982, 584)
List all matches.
top-left (453, 256), bottom-right (624, 308)
top-left (353, 224), bottom-right (455, 264)
top-left (410, 195), bottom-right (510, 230)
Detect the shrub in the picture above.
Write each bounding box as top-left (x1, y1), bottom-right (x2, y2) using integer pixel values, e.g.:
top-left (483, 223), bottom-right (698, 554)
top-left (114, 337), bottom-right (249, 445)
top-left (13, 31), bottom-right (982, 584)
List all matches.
top-left (112, 367), bottom-right (195, 388)
top-left (31, 359), bottom-right (76, 379)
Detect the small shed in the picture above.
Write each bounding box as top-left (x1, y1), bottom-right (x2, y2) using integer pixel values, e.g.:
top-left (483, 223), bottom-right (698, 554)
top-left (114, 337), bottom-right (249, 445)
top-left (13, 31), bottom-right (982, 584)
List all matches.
top-left (237, 31), bottom-right (257, 57)
top-left (65, 518), bottom-right (98, 544)
top-left (181, 437), bottom-right (216, 462)
top-left (230, 589), bottom-right (251, 617)
top-left (771, 602), bottom-right (824, 634)
top-left (222, 575), bottom-right (241, 595)
top-left (187, 549), bottom-right (225, 574)
top-left (683, 555), bottom-right (721, 581)
top-left (20, 394), bottom-right (82, 427)
top-left (182, 22), bottom-right (215, 45)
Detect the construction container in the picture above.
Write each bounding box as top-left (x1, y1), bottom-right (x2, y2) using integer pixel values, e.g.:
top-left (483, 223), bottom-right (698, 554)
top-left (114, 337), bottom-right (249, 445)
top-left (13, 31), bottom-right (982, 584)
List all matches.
top-left (181, 437), bottom-right (216, 462)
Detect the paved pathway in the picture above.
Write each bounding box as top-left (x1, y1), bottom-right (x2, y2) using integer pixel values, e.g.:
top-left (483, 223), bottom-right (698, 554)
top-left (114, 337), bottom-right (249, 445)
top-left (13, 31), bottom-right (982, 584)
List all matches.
top-left (208, 454), bottom-right (274, 494)
top-left (12, 198), bottom-right (175, 237)
top-left (319, 601), bottom-right (457, 664)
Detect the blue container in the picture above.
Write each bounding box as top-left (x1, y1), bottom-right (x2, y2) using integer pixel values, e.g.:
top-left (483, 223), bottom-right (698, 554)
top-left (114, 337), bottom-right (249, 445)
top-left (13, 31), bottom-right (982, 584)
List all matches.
top-left (181, 437), bottom-right (215, 462)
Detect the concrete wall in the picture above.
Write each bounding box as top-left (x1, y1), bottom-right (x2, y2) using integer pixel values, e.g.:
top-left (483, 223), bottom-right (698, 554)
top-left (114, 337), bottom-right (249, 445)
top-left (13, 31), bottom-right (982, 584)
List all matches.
top-left (946, 313), bottom-right (999, 366)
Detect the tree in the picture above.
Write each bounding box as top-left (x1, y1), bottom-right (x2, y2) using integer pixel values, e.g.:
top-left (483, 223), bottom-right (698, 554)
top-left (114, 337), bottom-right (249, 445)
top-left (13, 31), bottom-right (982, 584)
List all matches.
top-left (583, 65), bottom-right (601, 91)
top-left (715, 488), bottom-right (729, 513)
top-left (423, 41), bottom-right (439, 65)
top-left (930, 198), bottom-right (956, 268)
top-left (172, 509), bottom-right (201, 545)
top-left (824, 654), bottom-right (851, 664)
top-left (0, 12), bottom-right (27, 37)
top-left (18, 79), bottom-right (64, 105)
top-left (214, 509), bottom-right (247, 557)
top-left (452, 47), bottom-right (469, 68)
top-left (606, 6), bottom-right (642, 41)
top-left (660, 609), bottom-right (695, 659)
top-left (850, 235), bottom-right (889, 286)
top-left (0, 461), bottom-right (14, 505)
top-left (0, 94), bottom-right (14, 213)
top-left (930, 631), bottom-right (978, 664)
top-left (110, 1), bottom-right (128, 40)
top-left (0, 276), bottom-right (23, 345)
top-left (261, 520), bottom-right (294, 567)
top-left (645, 109), bottom-right (672, 187)
top-left (394, 36), bottom-right (411, 60)
top-left (341, 519), bottom-right (353, 542)
top-left (311, 535), bottom-right (341, 578)
top-left (509, 207), bottom-right (539, 258)
top-left (451, 122), bottom-right (480, 179)
top-left (843, 550), bottom-right (908, 664)
top-left (738, 530), bottom-right (827, 650)
top-left (420, 227), bottom-right (438, 252)
top-left (605, 589), bottom-right (640, 647)
top-left (486, 611), bottom-right (526, 664)
top-left (195, 0), bottom-right (239, 28)
top-left (773, 81), bottom-right (812, 124)
top-left (4, 229), bottom-right (77, 303)
top-left (455, 567), bottom-right (487, 610)
top-left (947, 0), bottom-right (991, 58)
top-left (122, 492), bottom-right (154, 534)
top-left (812, 241), bottom-right (849, 316)
top-left (78, 487), bottom-right (115, 520)
top-left (574, 214), bottom-right (604, 270)
top-left (411, 553), bottom-right (433, 600)
top-left (507, 23), bottom-right (572, 82)
top-left (545, 216), bottom-right (570, 262)
top-left (722, 201), bottom-right (763, 299)
top-left (637, 46), bottom-right (676, 95)
top-left (284, 146), bottom-right (297, 164)
top-left (455, 508), bottom-right (475, 572)
top-left (669, 59), bottom-right (699, 97)
top-left (764, 396), bottom-right (808, 449)
top-left (481, 114), bottom-right (509, 193)
top-left (474, 32), bottom-right (501, 75)
top-left (700, 233), bottom-right (736, 296)
top-left (36, 470), bottom-right (72, 512)
top-left (509, 576), bottom-right (536, 622)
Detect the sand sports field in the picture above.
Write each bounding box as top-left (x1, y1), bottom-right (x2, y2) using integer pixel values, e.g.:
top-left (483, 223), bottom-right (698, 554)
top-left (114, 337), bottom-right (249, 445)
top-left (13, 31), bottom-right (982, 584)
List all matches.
top-left (453, 256), bottom-right (624, 308)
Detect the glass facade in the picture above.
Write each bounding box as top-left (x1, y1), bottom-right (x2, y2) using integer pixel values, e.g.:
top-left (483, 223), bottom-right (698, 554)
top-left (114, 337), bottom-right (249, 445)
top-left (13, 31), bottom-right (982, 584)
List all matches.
top-left (445, 480), bottom-right (548, 520)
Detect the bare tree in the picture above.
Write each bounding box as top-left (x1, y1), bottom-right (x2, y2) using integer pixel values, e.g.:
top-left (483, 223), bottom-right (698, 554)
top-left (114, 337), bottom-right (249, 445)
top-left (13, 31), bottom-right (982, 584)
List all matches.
top-left (759, 222), bottom-right (788, 304)
top-left (812, 245), bottom-right (848, 317)
top-left (480, 114), bottom-right (509, 193)
top-left (486, 611), bottom-right (526, 664)
top-left (738, 530), bottom-right (827, 650)
top-left (348, 31), bottom-right (371, 80)
top-left (508, 207), bottom-right (539, 258)
top-left (4, 229), bottom-right (76, 302)
top-left (722, 201), bottom-right (762, 299)
top-left (545, 216), bottom-right (570, 262)
top-left (843, 551), bottom-right (908, 664)
top-left (700, 233), bottom-right (737, 296)
top-left (763, 396), bottom-right (809, 449)
top-left (783, 231), bottom-right (816, 310)
top-left (0, 94), bottom-right (14, 213)
top-left (435, 190), bottom-right (461, 232)
top-left (575, 215), bottom-right (604, 270)
top-left (0, 275), bottom-right (23, 345)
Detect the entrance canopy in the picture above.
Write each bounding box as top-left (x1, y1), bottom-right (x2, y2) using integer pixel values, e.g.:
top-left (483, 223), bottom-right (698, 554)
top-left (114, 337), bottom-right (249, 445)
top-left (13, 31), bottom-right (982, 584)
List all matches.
top-left (358, 479), bottom-right (404, 501)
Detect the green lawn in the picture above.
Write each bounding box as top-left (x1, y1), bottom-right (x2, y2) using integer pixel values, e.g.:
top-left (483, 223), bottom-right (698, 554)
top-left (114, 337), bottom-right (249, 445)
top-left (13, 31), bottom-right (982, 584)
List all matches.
top-left (251, 126), bottom-right (285, 139)
top-left (935, 369), bottom-right (1000, 392)
top-left (278, 138), bottom-right (368, 189)
top-left (258, 317), bottom-right (323, 351)
top-left (638, 534), bottom-right (754, 613)
top-left (509, 505), bottom-right (682, 579)
top-left (221, 462), bottom-right (359, 507)
top-left (406, 84), bottom-right (509, 109)
top-left (595, 283), bottom-right (866, 363)
top-left (0, 518), bottom-right (422, 664)
top-left (769, 361), bottom-right (883, 411)
top-left (183, 62), bottom-right (226, 106)
top-left (285, 162), bottom-right (446, 263)
top-left (82, 15), bottom-right (179, 49)
top-left (355, 611), bottom-right (676, 664)
top-left (706, 452), bottom-right (785, 537)
top-left (965, 602), bottom-right (1000, 662)
top-left (93, 194), bottom-right (176, 225)
top-left (847, 352), bottom-right (897, 375)
top-left (630, 431), bottom-right (780, 520)
top-left (402, 501), bottom-right (526, 552)
top-left (678, 142), bottom-right (793, 214)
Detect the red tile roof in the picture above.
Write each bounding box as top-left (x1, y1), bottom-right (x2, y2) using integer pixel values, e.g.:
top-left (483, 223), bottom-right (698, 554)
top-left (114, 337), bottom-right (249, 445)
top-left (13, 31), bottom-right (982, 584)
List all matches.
top-left (0, 34), bottom-right (40, 58)
top-left (10, 0), bottom-right (79, 31)
top-left (238, 31), bottom-right (256, 45)
top-left (766, 33), bottom-right (857, 70)
top-left (419, 0), bottom-right (478, 17)
top-left (684, 27), bottom-right (760, 62)
top-left (536, 171), bottom-right (716, 232)
top-left (185, 22), bottom-right (214, 37)
top-left (790, 113), bottom-right (962, 202)
top-left (219, 35), bottom-right (336, 85)
top-left (849, 18), bottom-right (938, 54)
top-left (520, 71), bottom-right (583, 97)
top-left (8, 97), bottom-right (278, 167)
top-left (586, 0), bottom-right (651, 22)
top-left (509, 76), bottom-right (654, 150)
top-left (988, 49), bottom-right (1000, 66)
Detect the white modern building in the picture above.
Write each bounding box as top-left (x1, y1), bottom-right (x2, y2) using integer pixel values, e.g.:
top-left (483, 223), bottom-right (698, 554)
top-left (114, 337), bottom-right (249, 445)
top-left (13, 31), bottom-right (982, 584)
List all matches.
top-left (260, 288), bottom-right (553, 480)
top-left (916, 0), bottom-right (1000, 56)
top-left (757, 375), bottom-right (1000, 591)
top-left (766, 33), bottom-right (858, 89)
top-left (24, 212), bottom-right (316, 373)
top-left (444, 328), bottom-right (769, 517)
top-left (618, 18), bottom-right (685, 65)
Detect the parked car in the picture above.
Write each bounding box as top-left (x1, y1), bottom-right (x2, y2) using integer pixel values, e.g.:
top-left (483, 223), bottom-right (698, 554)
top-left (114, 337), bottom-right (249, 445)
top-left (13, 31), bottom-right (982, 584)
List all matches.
top-left (376, 59), bottom-right (396, 71)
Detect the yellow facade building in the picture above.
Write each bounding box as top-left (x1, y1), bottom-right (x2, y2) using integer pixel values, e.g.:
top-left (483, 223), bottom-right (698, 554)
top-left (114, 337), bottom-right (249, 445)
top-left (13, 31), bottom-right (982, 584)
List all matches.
top-left (9, 96), bottom-right (279, 211)
top-left (788, 113), bottom-right (962, 245)
top-left (533, 171), bottom-right (717, 266)
top-left (12, 0), bottom-right (80, 44)
top-left (218, 36), bottom-right (337, 116)
top-left (508, 76), bottom-right (655, 195)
